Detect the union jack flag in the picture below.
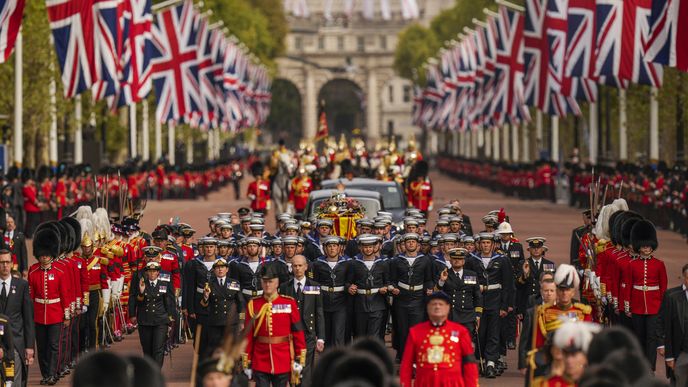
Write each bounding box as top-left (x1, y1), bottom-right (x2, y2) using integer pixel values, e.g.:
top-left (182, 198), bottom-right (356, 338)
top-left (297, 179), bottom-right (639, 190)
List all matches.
top-left (113, 0), bottom-right (153, 107)
top-left (524, 0), bottom-right (579, 117)
top-left (150, 0), bottom-right (200, 123)
top-left (478, 17), bottom-right (498, 127)
top-left (422, 63), bottom-right (443, 129)
top-left (436, 48), bottom-right (457, 131)
top-left (0, 0), bottom-right (24, 64)
top-left (222, 41), bottom-right (244, 130)
top-left (492, 5), bottom-right (528, 125)
top-left (564, 0), bottom-right (598, 102)
top-left (412, 85), bottom-right (424, 127)
top-left (90, 0), bottom-right (120, 101)
top-left (646, 0), bottom-right (688, 72)
top-left (595, 0), bottom-right (662, 87)
top-left (46, 0), bottom-right (119, 97)
top-left (196, 17), bottom-right (220, 128)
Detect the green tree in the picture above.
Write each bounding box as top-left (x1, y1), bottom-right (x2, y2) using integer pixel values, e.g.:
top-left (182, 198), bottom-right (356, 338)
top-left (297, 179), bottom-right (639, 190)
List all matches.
top-left (429, 1), bottom-right (495, 46)
top-left (393, 24), bottom-right (439, 85)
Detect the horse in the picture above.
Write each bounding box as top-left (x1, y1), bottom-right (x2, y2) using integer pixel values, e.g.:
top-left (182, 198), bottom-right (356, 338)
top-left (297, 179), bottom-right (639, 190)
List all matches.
top-left (270, 154), bottom-right (295, 218)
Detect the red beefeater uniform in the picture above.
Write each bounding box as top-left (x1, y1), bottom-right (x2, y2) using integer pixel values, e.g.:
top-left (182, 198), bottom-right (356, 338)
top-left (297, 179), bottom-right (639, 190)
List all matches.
top-left (407, 179), bottom-right (433, 212)
top-left (244, 294), bottom-right (306, 375)
top-left (28, 263), bottom-right (72, 324)
top-left (288, 176), bottom-right (312, 212)
top-left (622, 255), bottom-right (667, 315)
top-left (247, 179), bottom-right (271, 212)
top-left (399, 319), bottom-right (478, 387)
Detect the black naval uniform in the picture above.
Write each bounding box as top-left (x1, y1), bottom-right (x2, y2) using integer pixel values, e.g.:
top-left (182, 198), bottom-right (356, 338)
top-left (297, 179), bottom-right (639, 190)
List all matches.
top-left (129, 279), bottom-right (175, 367)
top-left (198, 275), bottom-right (244, 359)
top-left (182, 258), bottom-right (214, 332)
top-left (347, 257), bottom-right (389, 338)
top-left (496, 241), bottom-right (524, 352)
top-left (279, 277), bottom-right (325, 385)
top-left (465, 252), bottom-right (514, 371)
top-left (310, 257), bottom-right (350, 347)
top-left (437, 268), bottom-right (483, 334)
top-left (515, 257), bottom-right (555, 315)
top-left (388, 253), bottom-right (434, 360)
top-left (229, 258), bottom-right (268, 303)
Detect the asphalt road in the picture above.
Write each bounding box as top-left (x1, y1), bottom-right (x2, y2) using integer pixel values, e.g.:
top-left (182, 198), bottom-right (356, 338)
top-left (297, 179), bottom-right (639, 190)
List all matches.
top-left (31, 170), bottom-right (682, 386)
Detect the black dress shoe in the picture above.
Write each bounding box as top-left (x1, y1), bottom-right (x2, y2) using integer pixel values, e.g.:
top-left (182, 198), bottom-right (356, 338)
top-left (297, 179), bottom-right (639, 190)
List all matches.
top-left (486, 365), bottom-right (497, 378)
top-left (39, 378), bottom-right (47, 385)
top-left (46, 376), bottom-right (58, 385)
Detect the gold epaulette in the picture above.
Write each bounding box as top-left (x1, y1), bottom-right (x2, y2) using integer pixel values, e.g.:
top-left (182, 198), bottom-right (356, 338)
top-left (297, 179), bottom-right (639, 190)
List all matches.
top-left (573, 302), bottom-right (592, 315)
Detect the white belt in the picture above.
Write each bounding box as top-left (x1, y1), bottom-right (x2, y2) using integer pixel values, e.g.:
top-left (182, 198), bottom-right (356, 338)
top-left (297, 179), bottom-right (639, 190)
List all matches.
top-left (321, 286), bottom-right (345, 293)
top-left (242, 289), bottom-right (263, 296)
top-left (633, 285), bottom-right (660, 291)
top-left (357, 288), bottom-right (380, 295)
top-left (35, 298), bottom-right (61, 305)
top-left (397, 282), bottom-right (423, 292)
top-left (480, 284), bottom-right (502, 291)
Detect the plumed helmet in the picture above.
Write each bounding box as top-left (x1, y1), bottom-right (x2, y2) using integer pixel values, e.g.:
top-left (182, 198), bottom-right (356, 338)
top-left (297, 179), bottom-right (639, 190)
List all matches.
top-left (630, 219), bottom-right (658, 253)
top-left (554, 263), bottom-right (580, 289)
top-left (79, 218), bottom-right (94, 247)
top-left (33, 226), bottom-right (61, 259)
top-left (553, 321), bottom-right (601, 353)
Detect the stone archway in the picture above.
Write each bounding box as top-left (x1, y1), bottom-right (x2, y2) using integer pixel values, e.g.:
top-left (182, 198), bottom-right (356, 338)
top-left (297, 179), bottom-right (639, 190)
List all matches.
top-left (266, 79), bottom-right (303, 147)
top-left (317, 78), bottom-right (365, 139)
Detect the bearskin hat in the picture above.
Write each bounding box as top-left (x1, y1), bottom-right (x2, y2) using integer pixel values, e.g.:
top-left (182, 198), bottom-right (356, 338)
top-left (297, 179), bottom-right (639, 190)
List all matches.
top-left (61, 217), bottom-right (82, 251)
top-left (340, 159), bottom-right (354, 175)
top-left (33, 226), bottom-right (61, 258)
top-left (54, 221), bottom-right (71, 254)
top-left (587, 326), bottom-right (643, 366)
top-left (413, 160), bottom-right (429, 178)
top-left (611, 211), bottom-right (641, 247)
top-left (322, 352), bottom-right (388, 387)
top-left (250, 161), bottom-right (264, 178)
top-left (350, 337), bottom-right (394, 375)
top-left (607, 211), bottom-right (625, 245)
top-left (630, 219), bottom-right (658, 253)
top-left (620, 217), bottom-right (642, 248)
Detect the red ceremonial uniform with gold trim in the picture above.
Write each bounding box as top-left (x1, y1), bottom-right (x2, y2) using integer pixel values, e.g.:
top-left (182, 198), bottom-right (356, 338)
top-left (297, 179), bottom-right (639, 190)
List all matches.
top-left (407, 179), bottom-right (433, 212)
top-left (622, 256), bottom-right (667, 315)
top-left (247, 179), bottom-right (271, 212)
top-left (399, 320), bottom-right (478, 387)
top-left (541, 374), bottom-right (576, 387)
top-left (532, 302), bottom-right (593, 349)
top-left (288, 176), bottom-right (313, 212)
top-left (244, 294), bottom-right (306, 375)
top-left (28, 263), bottom-right (72, 325)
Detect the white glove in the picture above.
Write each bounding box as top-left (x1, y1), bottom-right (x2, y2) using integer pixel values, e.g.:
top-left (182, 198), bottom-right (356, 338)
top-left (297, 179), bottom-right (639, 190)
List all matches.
top-left (243, 369), bottom-right (252, 379)
top-left (82, 305), bottom-right (88, 314)
top-left (248, 194), bottom-right (256, 200)
top-left (101, 288), bottom-right (112, 310)
top-left (176, 296), bottom-right (182, 307)
top-left (292, 362), bottom-right (303, 375)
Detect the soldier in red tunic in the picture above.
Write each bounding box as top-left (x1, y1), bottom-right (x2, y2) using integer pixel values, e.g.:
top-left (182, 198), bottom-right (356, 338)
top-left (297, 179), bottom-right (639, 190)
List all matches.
top-left (406, 160), bottom-right (433, 214)
top-left (399, 291), bottom-right (479, 387)
top-left (243, 264), bottom-right (306, 387)
top-left (622, 219), bottom-right (667, 370)
top-left (247, 161), bottom-right (271, 216)
top-left (29, 226), bottom-right (72, 386)
top-left (288, 168), bottom-right (313, 216)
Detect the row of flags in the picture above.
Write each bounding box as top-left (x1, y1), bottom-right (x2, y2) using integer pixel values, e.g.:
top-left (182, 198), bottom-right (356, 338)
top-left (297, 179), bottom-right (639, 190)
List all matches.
top-left (413, 0), bottom-right (687, 132)
top-left (0, 0), bottom-right (271, 131)
top-left (285, 0), bottom-right (420, 21)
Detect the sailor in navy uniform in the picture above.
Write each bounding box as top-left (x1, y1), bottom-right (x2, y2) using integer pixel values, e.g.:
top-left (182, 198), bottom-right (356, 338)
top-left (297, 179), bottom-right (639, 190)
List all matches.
top-left (437, 248), bottom-right (483, 335)
top-left (198, 258), bottom-right (244, 359)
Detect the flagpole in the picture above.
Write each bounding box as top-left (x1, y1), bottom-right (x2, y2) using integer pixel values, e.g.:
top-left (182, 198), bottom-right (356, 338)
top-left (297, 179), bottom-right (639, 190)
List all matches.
top-left (551, 115), bottom-right (559, 162)
top-left (49, 37), bottom-right (58, 167)
top-left (589, 102), bottom-right (598, 164)
top-left (168, 120), bottom-right (176, 165)
top-left (13, 28), bottom-right (22, 167)
top-left (75, 95), bottom-right (83, 163)
top-left (187, 130), bottom-right (195, 164)
top-left (511, 122), bottom-right (519, 162)
top-left (130, 104), bottom-right (138, 159)
top-left (142, 100), bottom-right (150, 161)
top-left (650, 87), bottom-right (659, 162)
top-left (535, 110), bottom-right (543, 154)
top-left (495, 0), bottom-right (525, 12)
top-left (206, 129), bottom-right (213, 161)
top-left (151, 0), bottom-right (183, 12)
top-left (502, 123), bottom-right (510, 161)
top-left (522, 122), bottom-right (530, 162)
top-left (155, 116), bottom-right (162, 161)
top-left (618, 89), bottom-right (627, 161)
top-left (493, 126), bottom-right (500, 160)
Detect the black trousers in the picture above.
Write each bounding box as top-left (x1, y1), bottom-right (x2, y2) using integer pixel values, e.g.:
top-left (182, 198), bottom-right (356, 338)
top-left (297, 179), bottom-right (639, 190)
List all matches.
top-left (324, 309), bottom-right (347, 347)
top-left (254, 371), bottom-right (289, 387)
top-left (84, 290), bottom-right (101, 350)
top-left (35, 323), bottom-right (61, 378)
top-left (202, 324), bottom-right (226, 359)
top-left (70, 313), bottom-right (80, 360)
top-left (499, 310), bottom-right (517, 356)
top-left (299, 334), bottom-right (316, 387)
top-left (632, 313), bottom-right (659, 371)
top-left (477, 309), bottom-right (500, 363)
top-left (139, 324), bottom-right (168, 367)
top-left (354, 310), bottom-right (385, 339)
top-left (393, 301), bottom-right (425, 360)
top-left (58, 319), bottom-right (71, 371)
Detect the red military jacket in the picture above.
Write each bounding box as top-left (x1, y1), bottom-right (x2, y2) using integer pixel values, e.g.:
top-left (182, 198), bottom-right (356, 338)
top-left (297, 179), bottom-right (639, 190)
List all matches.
top-left (532, 302), bottom-right (593, 349)
top-left (400, 319), bottom-right (478, 387)
top-left (28, 263), bottom-right (72, 325)
top-left (52, 258), bottom-right (76, 317)
top-left (159, 249), bottom-right (181, 291)
top-left (23, 184), bottom-right (41, 213)
top-left (407, 179), bottom-right (433, 211)
top-left (289, 176), bottom-right (312, 212)
top-left (613, 251), bottom-right (633, 312)
top-left (85, 252), bottom-right (109, 293)
top-left (247, 179), bottom-right (271, 211)
top-left (622, 256), bottom-right (667, 315)
top-left (180, 243), bottom-right (195, 263)
top-left (244, 294), bottom-right (306, 375)
top-left (595, 242), bottom-right (615, 299)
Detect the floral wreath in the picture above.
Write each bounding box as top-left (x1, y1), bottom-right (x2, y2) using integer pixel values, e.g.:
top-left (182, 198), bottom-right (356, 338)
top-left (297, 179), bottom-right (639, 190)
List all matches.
top-left (315, 192), bottom-right (365, 218)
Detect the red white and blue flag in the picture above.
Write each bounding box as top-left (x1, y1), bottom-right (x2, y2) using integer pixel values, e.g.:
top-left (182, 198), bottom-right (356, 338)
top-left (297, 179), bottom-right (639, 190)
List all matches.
top-left (0, 0), bottom-right (24, 64)
top-left (150, 0), bottom-right (200, 123)
top-left (564, 0), bottom-right (598, 102)
top-left (595, 0), bottom-right (662, 87)
top-left (196, 16), bottom-right (220, 128)
top-left (645, 0), bottom-right (688, 72)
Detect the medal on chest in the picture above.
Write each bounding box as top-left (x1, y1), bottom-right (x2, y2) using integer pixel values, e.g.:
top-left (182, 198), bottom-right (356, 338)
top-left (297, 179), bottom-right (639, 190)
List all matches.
top-left (427, 332), bottom-right (445, 364)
